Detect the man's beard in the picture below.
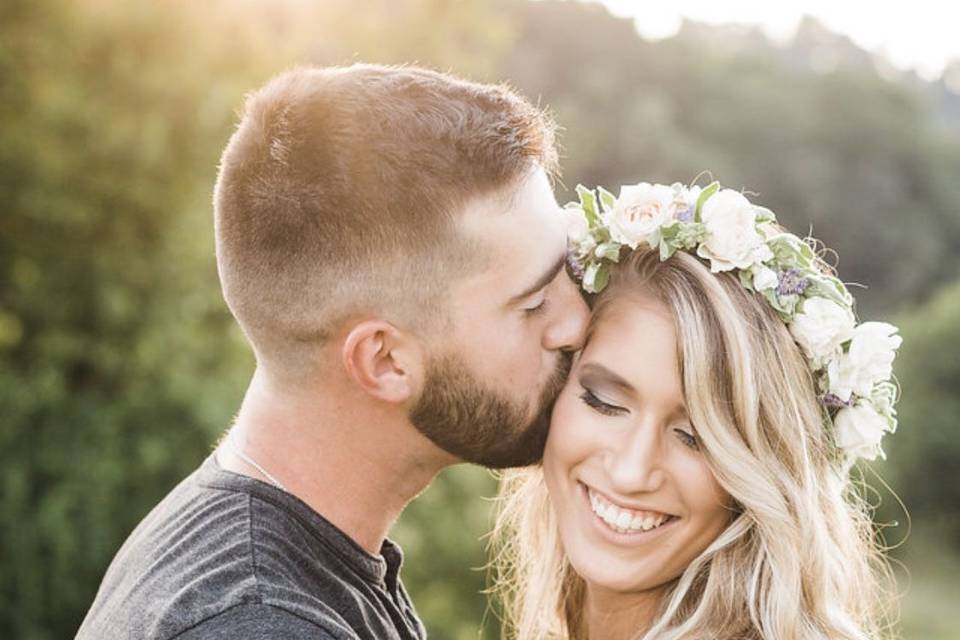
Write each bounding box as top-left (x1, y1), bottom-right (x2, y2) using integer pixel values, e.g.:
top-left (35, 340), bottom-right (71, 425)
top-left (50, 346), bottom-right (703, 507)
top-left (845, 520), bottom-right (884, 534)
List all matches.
top-left (409, 351), bottom-right (572, 468)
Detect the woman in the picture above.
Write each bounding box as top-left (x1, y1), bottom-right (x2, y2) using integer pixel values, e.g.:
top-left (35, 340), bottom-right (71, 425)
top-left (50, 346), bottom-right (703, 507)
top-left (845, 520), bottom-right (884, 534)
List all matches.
top-left (491, 182), bottom-right (900, 639)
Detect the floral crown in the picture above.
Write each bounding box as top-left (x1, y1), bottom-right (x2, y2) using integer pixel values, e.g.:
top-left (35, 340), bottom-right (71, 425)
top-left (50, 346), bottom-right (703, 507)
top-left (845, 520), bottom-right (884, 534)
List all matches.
top-left (564, 180), bottom-right (901, 463)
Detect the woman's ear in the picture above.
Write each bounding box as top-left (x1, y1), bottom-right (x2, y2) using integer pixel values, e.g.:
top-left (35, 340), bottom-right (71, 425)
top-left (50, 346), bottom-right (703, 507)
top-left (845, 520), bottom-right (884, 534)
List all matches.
top-left (341, 320), bottom-right (424, 404)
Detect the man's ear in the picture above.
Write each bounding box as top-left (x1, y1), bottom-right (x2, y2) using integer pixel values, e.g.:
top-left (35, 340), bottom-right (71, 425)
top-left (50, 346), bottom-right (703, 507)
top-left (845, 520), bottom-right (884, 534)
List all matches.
top-left (341, 320), bottom-right (423, 404)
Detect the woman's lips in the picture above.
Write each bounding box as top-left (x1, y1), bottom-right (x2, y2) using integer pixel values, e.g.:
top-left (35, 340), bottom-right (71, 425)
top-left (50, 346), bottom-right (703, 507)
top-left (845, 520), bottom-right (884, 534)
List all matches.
top-left (578, 481), bottom-right (680, 541)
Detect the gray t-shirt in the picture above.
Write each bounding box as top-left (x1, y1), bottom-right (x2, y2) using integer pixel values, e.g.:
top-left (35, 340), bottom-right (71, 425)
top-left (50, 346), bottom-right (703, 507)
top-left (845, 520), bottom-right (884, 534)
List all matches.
top-left (77, 453), bottom-right (427, 640)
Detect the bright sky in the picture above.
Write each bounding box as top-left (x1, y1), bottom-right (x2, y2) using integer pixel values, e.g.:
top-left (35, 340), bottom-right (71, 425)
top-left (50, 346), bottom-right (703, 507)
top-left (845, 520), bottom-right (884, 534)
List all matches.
top-left (597, 0), bottom-right (960, 80)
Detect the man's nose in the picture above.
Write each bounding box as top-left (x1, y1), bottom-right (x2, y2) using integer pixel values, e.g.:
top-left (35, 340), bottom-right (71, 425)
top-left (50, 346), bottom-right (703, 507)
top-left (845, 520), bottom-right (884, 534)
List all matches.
top-left (543, 273), bottom-right (590, 352)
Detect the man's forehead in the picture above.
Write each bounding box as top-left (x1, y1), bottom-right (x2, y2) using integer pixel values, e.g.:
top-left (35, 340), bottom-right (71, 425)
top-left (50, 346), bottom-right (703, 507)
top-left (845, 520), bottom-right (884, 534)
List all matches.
top-left (454, 182), bottom-right (568, 296)
top-left (457, 173), bottom-right (566, 251)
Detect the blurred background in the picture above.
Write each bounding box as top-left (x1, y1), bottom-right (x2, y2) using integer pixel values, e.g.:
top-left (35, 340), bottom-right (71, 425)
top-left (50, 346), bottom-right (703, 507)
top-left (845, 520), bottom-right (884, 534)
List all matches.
top-left (2, 0), bottom-right (959, 638)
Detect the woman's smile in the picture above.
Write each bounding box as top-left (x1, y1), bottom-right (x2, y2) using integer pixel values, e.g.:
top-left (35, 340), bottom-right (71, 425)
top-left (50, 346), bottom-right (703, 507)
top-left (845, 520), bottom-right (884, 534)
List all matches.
top-left (578, 481), bottom-right (680, 542)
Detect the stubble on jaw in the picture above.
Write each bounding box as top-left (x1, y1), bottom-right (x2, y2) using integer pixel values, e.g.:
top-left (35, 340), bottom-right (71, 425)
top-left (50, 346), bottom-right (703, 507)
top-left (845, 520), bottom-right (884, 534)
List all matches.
top-left (409, 350), bottom-right (573, 469)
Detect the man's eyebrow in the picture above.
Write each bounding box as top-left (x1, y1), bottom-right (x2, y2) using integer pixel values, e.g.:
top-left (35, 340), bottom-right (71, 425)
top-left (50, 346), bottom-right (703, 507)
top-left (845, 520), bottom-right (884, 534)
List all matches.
top-left (508, 252), bottom-right (568, 305)
top-left (579, 362), bottom-right (636, 394)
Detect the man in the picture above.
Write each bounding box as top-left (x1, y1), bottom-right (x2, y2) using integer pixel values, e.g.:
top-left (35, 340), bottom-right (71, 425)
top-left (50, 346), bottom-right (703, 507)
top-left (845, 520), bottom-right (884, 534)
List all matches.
top-left (78, 63), bottom-right (589, 639)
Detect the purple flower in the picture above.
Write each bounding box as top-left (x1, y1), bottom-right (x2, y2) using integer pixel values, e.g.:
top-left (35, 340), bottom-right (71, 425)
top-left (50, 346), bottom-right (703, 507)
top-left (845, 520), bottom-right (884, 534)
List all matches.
top-left (820, 393), bottom-right (853, 409)
top-left (566, 250), bottom-right (585, 281)
top-left (776, 268), bottom-right (810, 297)
top-left (676, 204), bottom-right (695, 223)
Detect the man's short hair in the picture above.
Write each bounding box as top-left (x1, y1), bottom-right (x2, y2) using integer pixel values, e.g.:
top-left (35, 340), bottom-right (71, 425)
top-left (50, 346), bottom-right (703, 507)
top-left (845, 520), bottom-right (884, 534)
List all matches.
top-left (213, 64), bottom-right (558, 379)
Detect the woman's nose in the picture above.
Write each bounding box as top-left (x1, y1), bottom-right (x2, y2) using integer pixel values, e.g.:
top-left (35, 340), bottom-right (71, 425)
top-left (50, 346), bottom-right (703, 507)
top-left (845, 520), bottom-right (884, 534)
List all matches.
top-left (605, 421), bottom-right (666, 495)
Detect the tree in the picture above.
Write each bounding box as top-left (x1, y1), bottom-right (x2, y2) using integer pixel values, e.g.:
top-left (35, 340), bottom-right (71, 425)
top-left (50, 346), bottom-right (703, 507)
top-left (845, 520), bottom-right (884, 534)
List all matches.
top-left (0, 1), bottom-right (514, 637)
top-left (880, 279), bottom-right (960, 544)
top-left (502, 1), bottom-right (960, 316)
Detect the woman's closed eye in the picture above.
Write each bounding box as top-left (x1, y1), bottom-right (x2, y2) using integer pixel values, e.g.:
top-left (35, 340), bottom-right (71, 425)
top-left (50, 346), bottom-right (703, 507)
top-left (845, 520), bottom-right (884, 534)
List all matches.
top-left (579, 384), bottom-right (701, 450)
top-left (579, 386), bottom-right (627, 417)
top-left (673, 427), bottom-right (700, 451)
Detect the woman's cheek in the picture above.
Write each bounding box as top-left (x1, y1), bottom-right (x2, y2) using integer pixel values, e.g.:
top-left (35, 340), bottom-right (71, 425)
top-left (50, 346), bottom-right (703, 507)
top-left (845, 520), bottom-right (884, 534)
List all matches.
top-left (680, 454), bottom-right (732, 521)
top-left (548, 393), bottom-right (598, 465)
top-left (544, 395), bottom-right (590, 516)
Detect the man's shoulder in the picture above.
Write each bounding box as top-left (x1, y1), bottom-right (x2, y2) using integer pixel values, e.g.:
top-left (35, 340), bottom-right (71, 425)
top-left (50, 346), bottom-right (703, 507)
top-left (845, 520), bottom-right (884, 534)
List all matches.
top-left (78, 465), bottom-right (354, 640)
top-left (171, 603), bottom-right (358, 640)
top-left (79, 456), bottom-right (425, 640)
top-left (77, 470), bottom-right (256, 638)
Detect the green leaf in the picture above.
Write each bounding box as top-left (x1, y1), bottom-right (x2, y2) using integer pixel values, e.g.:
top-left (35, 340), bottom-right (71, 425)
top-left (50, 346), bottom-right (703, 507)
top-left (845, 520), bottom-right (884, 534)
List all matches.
top-left (768, 233), bottom-right (815, 269)
top-left (764, 289), bottom-right (798, 321)
top-left (676, 222), bottom-right (708, 249)
top-left (597, 186), bottom-right (616, 213)
top-left (694, 181), bottom-right (721, 221)
top-left (754, 205), bottom-right (777, 224)
top-left (594, 241), bottom-right (621, 262)
top-left (647, 228), bottom-right (663, 248)
top-left (583, 261), bottom-right (610, 293)
top-left (807, 274), bottom-right (853, 306)
top-left (659, 239), bottom-right (678, 261)
top-left (593, 263), bottom-right (610, 292)
top-left (582, 261), bottom-right (611, 293)
top-left (658, 220), bottom-right (680, 239)
top-left (576, 185), bottom-right (600, 228)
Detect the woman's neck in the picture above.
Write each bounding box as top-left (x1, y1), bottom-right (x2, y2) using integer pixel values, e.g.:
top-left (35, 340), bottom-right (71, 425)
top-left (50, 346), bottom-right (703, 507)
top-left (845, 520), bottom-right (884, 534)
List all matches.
top-left (583, 582), bottom-right (667, 640)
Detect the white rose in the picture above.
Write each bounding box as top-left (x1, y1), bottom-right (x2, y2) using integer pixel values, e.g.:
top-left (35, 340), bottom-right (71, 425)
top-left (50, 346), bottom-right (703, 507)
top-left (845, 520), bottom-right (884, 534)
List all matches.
top-left (752, 265), bottom-right (779, 292)
top-left (789, 297), bottom-right (856, 367)
top-left (562, 206), bottom-right (591, 243)
top-left (696, 189), bottom-right (773, 272)
top-left (833, 402), bottom-right (891, 461)
top-left (827, 322), bottom-right (903, 402)
top-left (605, 183), bottom-right (676, 249)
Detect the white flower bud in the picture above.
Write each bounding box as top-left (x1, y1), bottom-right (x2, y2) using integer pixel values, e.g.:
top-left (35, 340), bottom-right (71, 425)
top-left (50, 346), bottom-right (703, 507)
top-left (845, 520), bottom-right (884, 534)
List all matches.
top-left (834, 402), bottom-right (892, 461)
top-left (827, 322), bottom-right (902, 401)
top-left (789, 297), bottom-right (856, 367)
top-left (752, 265), bottom-right (779, 292)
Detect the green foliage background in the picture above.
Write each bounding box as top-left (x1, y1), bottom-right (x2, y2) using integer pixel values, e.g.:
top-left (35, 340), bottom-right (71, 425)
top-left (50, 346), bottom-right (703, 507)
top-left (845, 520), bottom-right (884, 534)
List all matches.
top-left (1, 1), bottom-right (957, 638)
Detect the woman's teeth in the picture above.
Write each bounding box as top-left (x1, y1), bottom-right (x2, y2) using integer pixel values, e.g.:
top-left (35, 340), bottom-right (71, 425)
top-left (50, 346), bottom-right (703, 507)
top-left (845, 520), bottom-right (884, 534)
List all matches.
top-left (587, 487), bottom-right (673, 534)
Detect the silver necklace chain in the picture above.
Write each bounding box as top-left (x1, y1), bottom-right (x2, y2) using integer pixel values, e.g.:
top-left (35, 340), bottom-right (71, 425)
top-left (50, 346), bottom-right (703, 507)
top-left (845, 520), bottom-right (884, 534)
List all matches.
top-left (227, 437), bottom-right (288, 493)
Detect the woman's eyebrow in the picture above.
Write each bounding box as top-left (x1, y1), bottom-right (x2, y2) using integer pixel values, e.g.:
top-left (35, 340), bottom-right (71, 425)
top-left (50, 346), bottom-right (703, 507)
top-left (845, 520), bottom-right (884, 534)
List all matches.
top-left (580, 362), bottom-right (690, 418)
top-left (579, 362), bottom-right (636, 394)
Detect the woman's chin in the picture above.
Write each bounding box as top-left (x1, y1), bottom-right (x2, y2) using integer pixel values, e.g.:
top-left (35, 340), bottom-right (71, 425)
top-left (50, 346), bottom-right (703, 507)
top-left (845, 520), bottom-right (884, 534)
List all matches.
top-left (562, 533), bottom-right (674, 595)
top-left (568, 553), bottom-right (672, 596)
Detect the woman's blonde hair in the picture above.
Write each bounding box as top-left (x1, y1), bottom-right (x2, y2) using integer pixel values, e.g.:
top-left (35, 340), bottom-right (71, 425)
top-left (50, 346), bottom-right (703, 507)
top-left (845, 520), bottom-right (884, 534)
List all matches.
top-left (490, 248), bottom-right (897, 639)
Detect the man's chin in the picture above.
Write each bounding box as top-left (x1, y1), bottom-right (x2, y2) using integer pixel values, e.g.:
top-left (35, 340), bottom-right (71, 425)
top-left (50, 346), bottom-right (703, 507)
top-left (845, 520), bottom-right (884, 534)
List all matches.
top-left (459, 408), bottom-right (553, 469)
top-left (410, 350), bottom-right (571, 469)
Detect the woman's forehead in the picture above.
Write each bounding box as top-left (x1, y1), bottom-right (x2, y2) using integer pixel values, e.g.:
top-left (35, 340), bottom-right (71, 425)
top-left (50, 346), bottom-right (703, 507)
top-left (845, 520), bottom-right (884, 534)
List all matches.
top-left (583, 296), bottom-right (681, 386)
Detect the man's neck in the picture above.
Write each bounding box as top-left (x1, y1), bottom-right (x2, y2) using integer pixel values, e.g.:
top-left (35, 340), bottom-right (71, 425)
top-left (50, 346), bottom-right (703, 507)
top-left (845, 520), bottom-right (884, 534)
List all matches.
top-left (215, 368), bottom-right (457, 555)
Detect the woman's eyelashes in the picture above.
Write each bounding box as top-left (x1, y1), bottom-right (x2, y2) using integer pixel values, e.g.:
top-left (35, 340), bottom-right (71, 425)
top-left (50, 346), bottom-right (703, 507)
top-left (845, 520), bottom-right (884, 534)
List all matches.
top-left (674, 428), bottom-right (700, 451)
top-left (579, 383), bottom-right (702, 451)
top-left (578, 386), bottom-right (626, 416)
